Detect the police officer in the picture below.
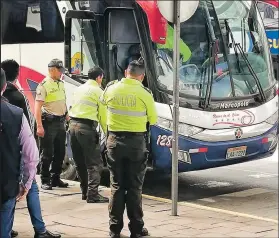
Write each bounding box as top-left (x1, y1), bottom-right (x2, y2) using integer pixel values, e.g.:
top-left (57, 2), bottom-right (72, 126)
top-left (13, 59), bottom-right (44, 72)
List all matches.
top-left (101, 60), bottom-right (158, 238)
top-left (69, 66), bottom-right (109, 203)
top-left (34, 59), bottom-right (69, 190)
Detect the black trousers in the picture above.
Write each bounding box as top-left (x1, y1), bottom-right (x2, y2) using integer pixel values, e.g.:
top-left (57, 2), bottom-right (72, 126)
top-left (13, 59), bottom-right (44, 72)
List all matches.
top-left (69, 119), bottom-right (102, 197)
top-left (106, 132), bottom-right (148, 235)
top-left (39, 119), bottom-right (66, 184)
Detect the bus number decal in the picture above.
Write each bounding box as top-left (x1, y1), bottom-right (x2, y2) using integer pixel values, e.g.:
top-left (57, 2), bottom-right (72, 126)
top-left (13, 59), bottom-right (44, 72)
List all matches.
top-left (157, 135), bottom-right (173, 147)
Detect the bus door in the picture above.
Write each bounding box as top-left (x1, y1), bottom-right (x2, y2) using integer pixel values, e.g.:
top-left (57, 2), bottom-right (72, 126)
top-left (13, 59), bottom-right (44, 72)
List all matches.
top-left (103, 8), bottom-right (142, 82)
top-left (64, 10), bottom-right (104, 85)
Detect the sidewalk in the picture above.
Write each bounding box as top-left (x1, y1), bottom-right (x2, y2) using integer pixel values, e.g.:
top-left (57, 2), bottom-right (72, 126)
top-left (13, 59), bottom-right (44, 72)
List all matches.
top-left (14, 177), bottom-right (278, 237)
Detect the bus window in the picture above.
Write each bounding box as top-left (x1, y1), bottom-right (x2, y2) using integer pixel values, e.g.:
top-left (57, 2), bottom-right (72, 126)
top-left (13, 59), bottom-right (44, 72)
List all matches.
top-left (107, 9), bottom-right (141, 80)
top-left (2, 0), bottom-right (63, 44)
top-left (70, 18), bottom-right (99, 75)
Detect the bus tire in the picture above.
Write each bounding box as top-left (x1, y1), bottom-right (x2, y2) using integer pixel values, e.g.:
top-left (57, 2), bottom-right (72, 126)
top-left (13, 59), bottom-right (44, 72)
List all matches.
top-left (60, 162), bottom-right (78, 181)
top-left (60, 144), bottom-right (78, 180)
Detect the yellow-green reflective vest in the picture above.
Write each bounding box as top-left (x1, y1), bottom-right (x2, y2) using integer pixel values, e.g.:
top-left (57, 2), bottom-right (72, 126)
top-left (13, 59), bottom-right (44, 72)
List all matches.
top-left (69, 80), bottom-right (107, 132)
top-left (101, 78), bottom-right (157, 132)
top-left (157, 24), bottom-right (192, 63)
top-left (42, 77), bottom-right (66, 103)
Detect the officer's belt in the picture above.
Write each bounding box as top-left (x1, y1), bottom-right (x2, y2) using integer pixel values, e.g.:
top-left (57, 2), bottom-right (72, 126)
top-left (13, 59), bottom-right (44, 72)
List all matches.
top-left (70, 117), bottom-right (98, 127)
top-left (42, 113), bottom-right (65, 122)
top-left (108, 131), bottom-right (145, 136)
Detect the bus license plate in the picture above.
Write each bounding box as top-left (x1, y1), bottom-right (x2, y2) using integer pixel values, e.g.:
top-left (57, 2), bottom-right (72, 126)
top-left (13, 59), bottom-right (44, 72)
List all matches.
top-left (226, 146), bottom-right (247, 159)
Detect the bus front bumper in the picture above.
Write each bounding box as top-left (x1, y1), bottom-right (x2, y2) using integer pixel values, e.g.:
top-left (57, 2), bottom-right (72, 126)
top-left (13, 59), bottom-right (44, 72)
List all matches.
top-left (150, 124), bottom-right (278, 172)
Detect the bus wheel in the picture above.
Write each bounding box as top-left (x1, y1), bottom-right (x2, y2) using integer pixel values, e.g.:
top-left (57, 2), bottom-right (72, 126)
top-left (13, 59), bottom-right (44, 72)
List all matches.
top-left (60, 147), bottom-right (78, 181)
top-left (61, 162), bottom-right (77, 181)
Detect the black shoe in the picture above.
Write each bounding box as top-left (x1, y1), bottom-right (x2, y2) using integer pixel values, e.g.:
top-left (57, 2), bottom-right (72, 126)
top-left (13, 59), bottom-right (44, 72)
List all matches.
top-left (87, 194), bottom-right (109, 203)
top-left (41, 183), bottom-right (52, 190)
top-left (109, 231), bottom-right (120, 238)
top-left (130, 234), bottom-right (142, 238)
top-left (82, 194), bottom-right (87, 200)
top-left (11, 230), bottom-right (18, 237)
top-left (130, 228), bottom-right (149, 238)
top-left (51, 179), bottom-right (68, 188)
top-left (141, 228), bottom-right (149, 236)
top-left (34, 229), bottom-right (61, 238)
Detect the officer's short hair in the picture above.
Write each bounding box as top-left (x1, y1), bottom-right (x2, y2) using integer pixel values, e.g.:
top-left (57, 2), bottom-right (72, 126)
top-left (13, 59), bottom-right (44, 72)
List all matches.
top-left (0, 68), bottom-right (7, 92)
top-left (1, 59), bottom-right (19, 82)
top-left (88, 66), bottom-right (104, 80)
top-left (127, 60), bottom-right (145, 76)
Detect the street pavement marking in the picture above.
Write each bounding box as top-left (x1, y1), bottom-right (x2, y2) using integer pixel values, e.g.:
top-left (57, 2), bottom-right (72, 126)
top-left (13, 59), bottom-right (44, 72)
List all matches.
top-left (142, 194), bottom-right (278, 224)
top-left (190, 181), bottom-right (232, 188)
top-left (224, 167), bottom-right (278, 177)
top-left (198, 198), bottom-right (216, 203)
top-left (218, 188), bottom-right (272, 198)
top-left (55, 175), bottom-right (278, 224)
top-left (249, 174), bottom-right (277, 178)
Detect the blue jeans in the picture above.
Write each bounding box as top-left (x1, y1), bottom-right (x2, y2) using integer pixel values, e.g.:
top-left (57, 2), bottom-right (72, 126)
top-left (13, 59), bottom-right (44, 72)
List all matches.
top-left (1, 198), bottom-right (16, 238)
top-left (27, 180), bottom-right (46, 233)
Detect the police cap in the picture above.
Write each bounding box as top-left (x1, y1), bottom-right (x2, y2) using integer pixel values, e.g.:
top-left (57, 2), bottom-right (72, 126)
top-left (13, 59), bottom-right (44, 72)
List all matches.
top-left (0, 68), bottom-right (7, 92)
top-left (48, 59), bottom-right (66, 73)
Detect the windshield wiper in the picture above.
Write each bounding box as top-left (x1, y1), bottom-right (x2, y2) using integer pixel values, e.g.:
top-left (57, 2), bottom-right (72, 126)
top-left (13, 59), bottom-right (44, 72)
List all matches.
top-left (224, 20), bottom-right (266, 102)
top-left (201, 0), bottom-right (217, 108)
top-left (236, 43), bottom-right (266, 102)
top-left (224, 20), bottom-right (241, 73)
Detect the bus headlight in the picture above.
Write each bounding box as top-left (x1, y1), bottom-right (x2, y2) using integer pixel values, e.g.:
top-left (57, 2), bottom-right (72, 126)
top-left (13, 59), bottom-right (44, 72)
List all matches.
top-left (265, 111), bottom-right (278, 125)
top-left (156, 117), bottom-right (204, 137)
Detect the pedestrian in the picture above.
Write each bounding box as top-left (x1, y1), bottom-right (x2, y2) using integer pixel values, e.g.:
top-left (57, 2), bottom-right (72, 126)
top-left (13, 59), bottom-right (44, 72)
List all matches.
top-left (101, 60), bottom-right (158, 238)
top-left (1, 59), bottom-right (34, 130)
top-left (69, 66), bottom-right (109, 203)
top-left (34, 59), bottom-right (69, 190)
top-left (1, 60), bottom-right (61, 238)
top-left (0, 68), bottom-right (38, 238)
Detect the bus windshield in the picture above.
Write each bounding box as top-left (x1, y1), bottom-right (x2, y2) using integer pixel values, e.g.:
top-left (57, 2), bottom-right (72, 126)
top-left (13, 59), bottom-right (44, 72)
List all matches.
top-left (155, 0), bottom-right (276, 103)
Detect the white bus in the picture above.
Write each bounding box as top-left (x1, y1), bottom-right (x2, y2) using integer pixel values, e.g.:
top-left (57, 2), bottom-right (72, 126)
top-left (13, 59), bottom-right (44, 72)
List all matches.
top-left (1, 0), bottom-right (278, 180)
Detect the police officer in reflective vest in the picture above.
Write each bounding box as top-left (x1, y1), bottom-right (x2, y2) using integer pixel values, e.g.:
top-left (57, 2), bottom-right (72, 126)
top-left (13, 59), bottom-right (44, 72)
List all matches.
top-left (101, 60), bottom-right (158, 238)
top-left (34, 59), bottom-right (69, 190)
top-left (69, 66), bottom-right (109, 203)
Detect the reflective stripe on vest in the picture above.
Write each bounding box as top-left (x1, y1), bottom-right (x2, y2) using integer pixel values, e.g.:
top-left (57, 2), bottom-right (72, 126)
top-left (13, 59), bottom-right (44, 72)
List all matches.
top-left (74, 99), bottom-right (98, 108)
top-left (69, 82), bottom-right (101, 121)
top-left (43, 79), bottom-right (65, 103)
top-left (108, 107), bottom-right (146, 117)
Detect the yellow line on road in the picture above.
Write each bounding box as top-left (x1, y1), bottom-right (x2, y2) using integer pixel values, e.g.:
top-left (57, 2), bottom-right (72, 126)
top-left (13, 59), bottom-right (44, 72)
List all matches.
top-left (142, 194), bottom-right (278, 224)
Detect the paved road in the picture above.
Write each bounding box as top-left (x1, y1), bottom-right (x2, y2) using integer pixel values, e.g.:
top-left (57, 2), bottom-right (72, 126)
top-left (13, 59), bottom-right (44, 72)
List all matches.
top-left (143, 147), bottom-right (278, 220)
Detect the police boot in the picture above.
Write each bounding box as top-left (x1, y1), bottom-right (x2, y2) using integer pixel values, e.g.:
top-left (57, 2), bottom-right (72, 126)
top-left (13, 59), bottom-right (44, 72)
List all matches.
top-left (11, 230), bottom-right (18, 237)
top-left (51, 176), bottom-right (69, 188)
top-left (109, 231), bottom-right (120, 238)
top-left (34, 229), bottom-right (61, 238)
top-left (130, 234), bottom-right (142, 238)
top-left (129, 227), bottom-right (149, 238)
top-left (87, 193), bottom-right (109, 203)
top-left (86, 167), bottom-right (109, 203)
top-left (141, 228), bottom-right (149, 236)
top-left (41, 180), bottom-right (52, 190)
